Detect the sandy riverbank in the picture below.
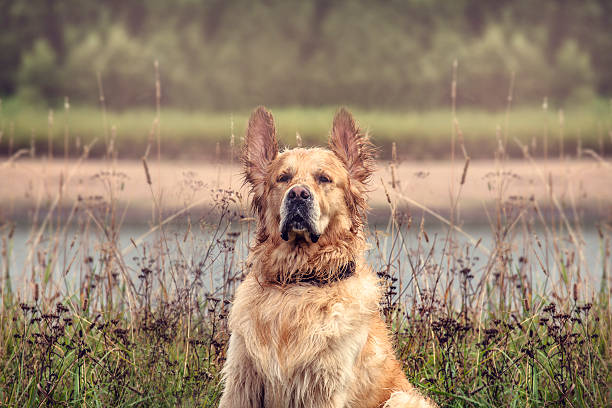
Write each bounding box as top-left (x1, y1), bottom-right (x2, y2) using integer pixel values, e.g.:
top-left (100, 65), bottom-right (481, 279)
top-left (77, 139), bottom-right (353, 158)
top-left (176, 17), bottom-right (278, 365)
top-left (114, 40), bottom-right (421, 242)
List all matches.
top-left (1, 157), bottom-right (611, 224)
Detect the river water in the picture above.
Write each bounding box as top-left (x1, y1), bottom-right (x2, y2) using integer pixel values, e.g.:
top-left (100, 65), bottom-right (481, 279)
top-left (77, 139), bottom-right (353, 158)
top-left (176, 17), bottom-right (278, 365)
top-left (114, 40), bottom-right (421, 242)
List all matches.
top-left (3, 220), bottom-right (609, 296)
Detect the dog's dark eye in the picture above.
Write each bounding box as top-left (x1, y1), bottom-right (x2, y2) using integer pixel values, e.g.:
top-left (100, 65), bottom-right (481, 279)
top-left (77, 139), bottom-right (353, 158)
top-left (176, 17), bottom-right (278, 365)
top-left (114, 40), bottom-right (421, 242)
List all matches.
top-left (277, 174), bottom-right (292, 183)
top-left (318, 174), bottom-right (332, 184)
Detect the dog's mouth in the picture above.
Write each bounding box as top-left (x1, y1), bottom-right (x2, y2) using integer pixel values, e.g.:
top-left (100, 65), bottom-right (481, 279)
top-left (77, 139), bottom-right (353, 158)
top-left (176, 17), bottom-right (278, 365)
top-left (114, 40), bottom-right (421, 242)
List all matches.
top-left (280, 207), bottom-right (320, 243)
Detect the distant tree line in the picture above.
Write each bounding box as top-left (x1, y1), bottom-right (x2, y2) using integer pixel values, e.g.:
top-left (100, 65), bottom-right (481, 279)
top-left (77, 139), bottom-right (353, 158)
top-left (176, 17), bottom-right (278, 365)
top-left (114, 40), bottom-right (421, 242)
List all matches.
top-left (1, 0), bottom-right (610, 110)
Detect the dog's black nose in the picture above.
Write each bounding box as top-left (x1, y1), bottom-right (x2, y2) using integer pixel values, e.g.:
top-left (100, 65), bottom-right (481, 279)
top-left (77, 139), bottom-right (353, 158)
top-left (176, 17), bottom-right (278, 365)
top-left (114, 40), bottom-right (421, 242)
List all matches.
top-left (287, 185), bottom-right (311, 201)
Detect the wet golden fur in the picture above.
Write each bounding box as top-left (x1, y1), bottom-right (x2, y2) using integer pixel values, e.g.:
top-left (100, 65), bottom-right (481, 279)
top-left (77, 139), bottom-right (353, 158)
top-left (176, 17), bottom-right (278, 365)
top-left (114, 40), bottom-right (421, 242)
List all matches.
top-left (219, 107), bottom-right (436, 407)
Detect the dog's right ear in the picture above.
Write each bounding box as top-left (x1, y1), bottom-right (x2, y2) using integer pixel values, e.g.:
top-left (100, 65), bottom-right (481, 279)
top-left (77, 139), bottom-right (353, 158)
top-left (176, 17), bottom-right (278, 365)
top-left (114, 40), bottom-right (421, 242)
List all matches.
top-left (242, 106), bottom-right (278, 193)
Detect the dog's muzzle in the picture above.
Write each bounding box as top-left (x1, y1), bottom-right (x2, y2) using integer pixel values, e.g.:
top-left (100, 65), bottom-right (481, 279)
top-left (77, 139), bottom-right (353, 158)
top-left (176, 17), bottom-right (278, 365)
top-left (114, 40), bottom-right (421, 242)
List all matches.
top-left (280, 185), bottom-right (320, 243)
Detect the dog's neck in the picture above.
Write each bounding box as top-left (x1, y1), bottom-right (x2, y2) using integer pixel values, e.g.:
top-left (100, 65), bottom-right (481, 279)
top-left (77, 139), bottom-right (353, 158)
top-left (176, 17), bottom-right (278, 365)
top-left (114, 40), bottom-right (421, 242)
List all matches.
top-left (250, 229), bottom-right (364, 285)
top-left (275, 261), bottom-right (356, 286)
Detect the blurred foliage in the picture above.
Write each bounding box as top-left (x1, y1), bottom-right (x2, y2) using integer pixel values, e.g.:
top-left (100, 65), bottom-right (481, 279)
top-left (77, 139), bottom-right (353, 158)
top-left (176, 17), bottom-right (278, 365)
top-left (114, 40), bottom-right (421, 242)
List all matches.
top-left (2, 100), bottom-right (609, 159)
top-left (1, 0), bottom-right (610, 110)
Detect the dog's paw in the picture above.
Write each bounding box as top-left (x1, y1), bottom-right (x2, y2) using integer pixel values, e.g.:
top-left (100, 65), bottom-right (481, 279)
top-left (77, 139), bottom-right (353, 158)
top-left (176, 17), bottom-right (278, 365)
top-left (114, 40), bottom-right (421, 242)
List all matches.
top-left (383, 390), bottom-right (437, 408)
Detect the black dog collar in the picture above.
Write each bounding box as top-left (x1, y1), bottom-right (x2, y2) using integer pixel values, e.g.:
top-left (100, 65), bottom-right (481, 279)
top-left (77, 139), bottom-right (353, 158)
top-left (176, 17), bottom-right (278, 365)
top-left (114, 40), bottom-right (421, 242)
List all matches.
top-left (281, 261), bottom-right (356, 286)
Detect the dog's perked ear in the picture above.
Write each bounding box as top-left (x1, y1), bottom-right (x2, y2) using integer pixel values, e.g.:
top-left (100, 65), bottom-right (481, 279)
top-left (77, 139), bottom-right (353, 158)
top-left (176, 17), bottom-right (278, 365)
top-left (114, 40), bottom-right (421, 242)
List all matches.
top-left (329, 108), bottom-right (376, 227)
top-left (242, 106), bottom-right (278, 194)
top-left (329, 108), bottom-right (375, 185)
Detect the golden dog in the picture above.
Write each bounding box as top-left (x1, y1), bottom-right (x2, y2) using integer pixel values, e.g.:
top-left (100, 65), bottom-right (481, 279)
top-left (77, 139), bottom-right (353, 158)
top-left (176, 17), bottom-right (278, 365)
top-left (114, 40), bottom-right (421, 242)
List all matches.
top-left (219, 107), bottom-right (436, 408)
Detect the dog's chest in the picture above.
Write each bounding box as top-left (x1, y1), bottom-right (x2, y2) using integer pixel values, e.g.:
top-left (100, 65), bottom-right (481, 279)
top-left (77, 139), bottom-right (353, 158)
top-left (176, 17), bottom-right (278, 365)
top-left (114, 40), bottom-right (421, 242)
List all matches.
top-left (231, 280), bottom-right (372, 386)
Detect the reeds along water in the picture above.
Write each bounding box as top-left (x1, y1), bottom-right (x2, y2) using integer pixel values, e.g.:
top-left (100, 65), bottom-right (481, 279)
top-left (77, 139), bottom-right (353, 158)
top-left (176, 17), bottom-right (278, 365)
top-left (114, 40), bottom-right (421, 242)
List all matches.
top-left (0, 106), bottom-right (610, 407)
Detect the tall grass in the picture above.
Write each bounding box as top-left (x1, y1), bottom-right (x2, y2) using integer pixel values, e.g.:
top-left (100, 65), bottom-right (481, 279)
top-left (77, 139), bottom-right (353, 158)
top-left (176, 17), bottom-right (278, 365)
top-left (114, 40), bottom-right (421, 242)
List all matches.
top-left (0, 97), bottom-right (610, 406)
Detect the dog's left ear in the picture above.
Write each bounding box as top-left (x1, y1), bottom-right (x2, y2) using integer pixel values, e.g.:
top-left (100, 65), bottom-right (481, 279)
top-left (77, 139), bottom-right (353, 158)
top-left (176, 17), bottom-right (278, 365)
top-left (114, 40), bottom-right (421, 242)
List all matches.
top-left (242, 106), bottom-right (278, 191)
top-left (329, 108), bottom-right (376, 229)
top-left (329, 108), bottom-right (375, 187)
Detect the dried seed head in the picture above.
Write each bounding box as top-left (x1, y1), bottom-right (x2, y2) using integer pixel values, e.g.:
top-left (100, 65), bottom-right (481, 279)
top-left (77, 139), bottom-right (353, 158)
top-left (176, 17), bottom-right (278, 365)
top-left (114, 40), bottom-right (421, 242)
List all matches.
top-left (460, 157), bottom-right (470, 185)
top-left (573, 283), bottom-right (578, 302)
top-left (142, 157), bottom-right (152, 185)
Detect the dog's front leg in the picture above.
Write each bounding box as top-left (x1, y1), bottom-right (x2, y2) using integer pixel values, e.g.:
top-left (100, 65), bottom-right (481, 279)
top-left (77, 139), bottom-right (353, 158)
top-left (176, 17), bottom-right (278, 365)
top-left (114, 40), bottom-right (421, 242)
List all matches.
top-left (219, 333), bottom-right (263, 408)
top-left (383, 390), bottom-right (437, 408)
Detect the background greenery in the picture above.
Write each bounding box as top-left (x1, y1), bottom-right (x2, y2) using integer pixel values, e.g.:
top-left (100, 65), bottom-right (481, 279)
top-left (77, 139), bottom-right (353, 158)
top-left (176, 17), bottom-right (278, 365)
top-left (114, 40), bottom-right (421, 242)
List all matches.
top-left (1, 99), bottom-right (610, 159)
top-left (2, 0), bottom-right (611, 111)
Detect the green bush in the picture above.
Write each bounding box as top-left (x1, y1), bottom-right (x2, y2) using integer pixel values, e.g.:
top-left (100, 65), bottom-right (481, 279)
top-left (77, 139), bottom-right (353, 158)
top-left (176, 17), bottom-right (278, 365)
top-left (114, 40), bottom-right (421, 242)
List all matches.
top-left (16, 39), bottom-right (63, 104)
top-left (552, 39), bottom-right (595, 103)
top-left (62, 26), bottom-right (157, 108)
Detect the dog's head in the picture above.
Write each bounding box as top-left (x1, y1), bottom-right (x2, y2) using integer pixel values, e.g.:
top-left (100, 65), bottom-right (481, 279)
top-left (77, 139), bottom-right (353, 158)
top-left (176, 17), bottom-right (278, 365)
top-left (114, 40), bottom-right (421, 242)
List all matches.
top-left (242, 107), bottom-right (375, 246)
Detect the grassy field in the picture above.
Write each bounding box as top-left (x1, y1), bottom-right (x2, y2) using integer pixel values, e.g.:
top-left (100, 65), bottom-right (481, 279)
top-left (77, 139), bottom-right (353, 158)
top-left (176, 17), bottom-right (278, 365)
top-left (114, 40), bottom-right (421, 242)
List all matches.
top-left (1, 98), bottom-right (611, 159)
top-left (0, 103), bottom-right (611, 407)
